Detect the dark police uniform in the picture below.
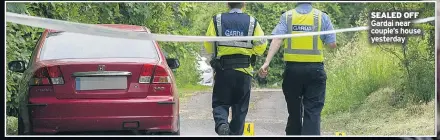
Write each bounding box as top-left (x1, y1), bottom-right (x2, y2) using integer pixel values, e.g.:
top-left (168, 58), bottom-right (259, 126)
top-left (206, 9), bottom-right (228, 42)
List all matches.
top-left (204, 8), bottom-right (267, 135)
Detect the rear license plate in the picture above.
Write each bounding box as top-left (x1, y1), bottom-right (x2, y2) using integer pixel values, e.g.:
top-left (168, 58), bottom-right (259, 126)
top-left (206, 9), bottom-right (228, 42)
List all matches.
top-left (75, 76), bottom-right (127, 90)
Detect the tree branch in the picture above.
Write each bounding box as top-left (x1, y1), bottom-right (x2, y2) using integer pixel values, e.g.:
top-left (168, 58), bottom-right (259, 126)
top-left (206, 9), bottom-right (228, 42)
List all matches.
top-left (377, 44), bottom-right (403, 61)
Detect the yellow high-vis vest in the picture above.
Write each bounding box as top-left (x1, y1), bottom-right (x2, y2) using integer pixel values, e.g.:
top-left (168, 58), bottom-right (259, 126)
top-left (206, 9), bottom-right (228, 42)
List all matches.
top-left (283, 8), bottom-right (324, 62)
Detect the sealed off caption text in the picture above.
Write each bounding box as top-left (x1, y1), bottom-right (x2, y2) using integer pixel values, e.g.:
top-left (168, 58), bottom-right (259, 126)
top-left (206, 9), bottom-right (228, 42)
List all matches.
top-left (369, 11), bottom-right (423, 44)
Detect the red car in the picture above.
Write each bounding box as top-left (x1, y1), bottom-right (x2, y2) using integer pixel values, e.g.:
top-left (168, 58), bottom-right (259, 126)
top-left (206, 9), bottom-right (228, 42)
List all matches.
top-left (7, 24), bottom-right (181, 135)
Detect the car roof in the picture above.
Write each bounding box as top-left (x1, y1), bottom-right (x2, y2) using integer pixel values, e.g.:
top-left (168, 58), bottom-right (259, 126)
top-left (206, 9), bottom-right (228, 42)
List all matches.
top-left (46, 24), bottom-right (150, 33)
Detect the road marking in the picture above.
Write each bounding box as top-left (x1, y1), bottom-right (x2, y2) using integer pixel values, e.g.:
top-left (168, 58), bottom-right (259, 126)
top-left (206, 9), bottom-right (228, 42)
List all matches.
top-left (244, 122), bottom-right (255, 136)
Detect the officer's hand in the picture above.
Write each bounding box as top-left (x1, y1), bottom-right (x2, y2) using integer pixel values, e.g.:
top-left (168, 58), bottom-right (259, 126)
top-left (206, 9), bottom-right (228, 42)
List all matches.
top-left (259, 63), bottom-right (269, 78)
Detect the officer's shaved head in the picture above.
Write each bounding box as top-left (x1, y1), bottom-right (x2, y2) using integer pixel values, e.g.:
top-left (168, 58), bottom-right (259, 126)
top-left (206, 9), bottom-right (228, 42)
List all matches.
top-left (227, 2), bottom-right (245, 9)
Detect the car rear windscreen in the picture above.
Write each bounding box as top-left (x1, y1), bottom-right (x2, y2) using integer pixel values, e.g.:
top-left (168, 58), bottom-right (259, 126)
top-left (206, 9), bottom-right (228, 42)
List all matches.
top-left (39, 32), bottom-right (159, 60)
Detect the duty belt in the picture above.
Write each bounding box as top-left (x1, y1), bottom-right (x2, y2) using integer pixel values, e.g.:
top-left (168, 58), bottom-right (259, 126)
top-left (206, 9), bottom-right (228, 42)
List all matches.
top-left (219, 54), bottom-right (251, 69)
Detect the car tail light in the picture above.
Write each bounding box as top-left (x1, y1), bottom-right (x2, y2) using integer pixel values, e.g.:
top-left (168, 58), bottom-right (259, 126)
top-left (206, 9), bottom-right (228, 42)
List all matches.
top-left (152, 65), bottom-right (171, 83)
top-left (30, 66), bottom-right (64, 86)
top-left (139, 64), bottom-right (154, 83)
top-left (139, 64), bottom-right (171, 84)
top-left (47, 66), bottom-right (64, 85)
top-left (30, 67), bottom-right (50, 86)
top-left (139, 64), bottom-right (173, 96)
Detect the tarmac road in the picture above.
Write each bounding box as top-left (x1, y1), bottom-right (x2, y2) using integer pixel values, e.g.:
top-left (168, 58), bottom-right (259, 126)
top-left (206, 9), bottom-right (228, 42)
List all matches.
top-left (179, 90), bottom-right (332, 136)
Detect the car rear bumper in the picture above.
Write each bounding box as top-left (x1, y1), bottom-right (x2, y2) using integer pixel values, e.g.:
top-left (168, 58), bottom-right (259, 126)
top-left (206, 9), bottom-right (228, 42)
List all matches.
top-left (28, 97), bottom-right (178, 134)
top-left (32, 116), bottom-right (175, 134)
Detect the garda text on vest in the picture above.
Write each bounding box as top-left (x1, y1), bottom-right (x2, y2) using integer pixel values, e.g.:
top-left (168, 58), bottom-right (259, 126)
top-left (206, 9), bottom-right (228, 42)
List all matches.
top-left (225, 29), bottom-right (245, 36)
top-left (292, 25), bottom-right (313, 32)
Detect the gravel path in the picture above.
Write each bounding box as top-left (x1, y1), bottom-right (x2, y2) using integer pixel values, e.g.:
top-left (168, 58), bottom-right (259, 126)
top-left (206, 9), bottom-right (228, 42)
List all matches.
top-left (179, 90), bottom-right (333, 136)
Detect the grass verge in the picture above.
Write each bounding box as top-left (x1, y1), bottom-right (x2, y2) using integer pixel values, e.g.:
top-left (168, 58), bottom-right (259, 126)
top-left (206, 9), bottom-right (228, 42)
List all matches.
top-left (322, 37), bottom-right (400, 116)
top-left (178, 84), bottom-right (212, 102)
top-left (6, 116), bottom-right (18, 135)
top-left (322, 87), bottom-right (435, 136)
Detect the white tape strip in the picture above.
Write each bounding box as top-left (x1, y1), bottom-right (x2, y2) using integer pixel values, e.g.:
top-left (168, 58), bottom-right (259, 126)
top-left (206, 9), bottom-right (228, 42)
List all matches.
top-left (5, 12), bottom-right (435, 42)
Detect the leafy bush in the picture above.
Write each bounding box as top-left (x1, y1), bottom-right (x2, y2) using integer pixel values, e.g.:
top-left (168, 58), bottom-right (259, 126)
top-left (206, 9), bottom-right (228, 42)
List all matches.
top-left (6, 22), bottom-right (43, 116)
top-left (6, 116), bottom-right (18, 135)
top-left (400, 31), bottom-right (435, 104)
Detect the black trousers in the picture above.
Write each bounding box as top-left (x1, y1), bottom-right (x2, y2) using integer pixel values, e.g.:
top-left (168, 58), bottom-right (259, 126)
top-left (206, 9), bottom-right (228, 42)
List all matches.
top-left (282, 62), bottom-right (327, 135)
top-left (212, 69), bottom-right (252, 135)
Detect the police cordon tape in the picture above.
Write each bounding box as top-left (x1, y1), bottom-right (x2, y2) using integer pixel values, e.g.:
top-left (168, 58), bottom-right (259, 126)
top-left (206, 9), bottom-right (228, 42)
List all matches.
top-left (5, 12), bottom-right (436, 42)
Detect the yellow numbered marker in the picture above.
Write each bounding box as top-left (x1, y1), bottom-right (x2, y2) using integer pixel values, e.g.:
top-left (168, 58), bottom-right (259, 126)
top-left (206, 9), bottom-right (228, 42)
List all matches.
top-left (335, 132), bottom-right (346, 136)
top-left (243, 123), bottom-right (254, 136)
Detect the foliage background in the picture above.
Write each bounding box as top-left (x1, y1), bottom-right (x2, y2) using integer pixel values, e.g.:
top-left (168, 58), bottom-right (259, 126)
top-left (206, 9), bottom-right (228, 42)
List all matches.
top-left (6, 2), bottom-right (435, 118)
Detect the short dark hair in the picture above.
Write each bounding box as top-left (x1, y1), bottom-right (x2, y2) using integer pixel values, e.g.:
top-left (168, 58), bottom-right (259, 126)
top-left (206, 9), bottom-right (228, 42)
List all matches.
top-left (227, 2), bottom-right (245, 9)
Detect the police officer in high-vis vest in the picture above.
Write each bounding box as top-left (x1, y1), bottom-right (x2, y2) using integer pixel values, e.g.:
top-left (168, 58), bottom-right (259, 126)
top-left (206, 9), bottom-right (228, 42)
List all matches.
top-left (259, 2), bottom-right (337, 135)
top-left (204, 2), bottom-right (267, 135)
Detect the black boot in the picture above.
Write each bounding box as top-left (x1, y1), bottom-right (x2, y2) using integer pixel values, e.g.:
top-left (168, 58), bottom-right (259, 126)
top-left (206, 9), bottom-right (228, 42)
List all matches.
top-left (217, 123), bottom-right (230, 135)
